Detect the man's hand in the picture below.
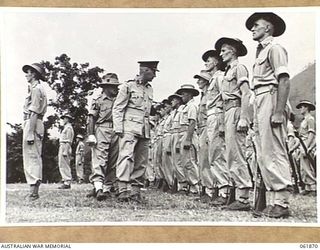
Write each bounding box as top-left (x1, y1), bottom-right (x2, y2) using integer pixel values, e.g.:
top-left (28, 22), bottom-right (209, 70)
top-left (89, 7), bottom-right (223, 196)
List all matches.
top-left (26, 133), bottom-right (35, 145)
top-left (271, 112), bottom-right (284, 128)
top-left (87, 135), bottom-right (97, 146)
top-left (237, 118), bottom-right (248, 133)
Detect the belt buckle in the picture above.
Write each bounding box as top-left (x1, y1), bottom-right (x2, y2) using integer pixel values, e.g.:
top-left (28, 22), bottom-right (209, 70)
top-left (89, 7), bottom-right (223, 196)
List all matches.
top-left (269, 85), bottom-right (276, 95)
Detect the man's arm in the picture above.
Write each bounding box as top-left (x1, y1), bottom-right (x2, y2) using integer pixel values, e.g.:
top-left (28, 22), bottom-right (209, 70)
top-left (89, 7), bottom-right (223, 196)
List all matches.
top-left (26, 111), bottom-right (38, 144)
top-left (237, 64), bottom-right (250, 132)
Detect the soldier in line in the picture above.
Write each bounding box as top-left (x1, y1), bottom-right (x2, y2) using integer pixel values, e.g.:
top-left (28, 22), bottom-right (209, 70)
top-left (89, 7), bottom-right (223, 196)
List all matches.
top-left (75, 134), bottom-right (85, 184)
top-left (113, 61), bottom-right (159, 203)
top-left (168, 93), bottom-right (185, 193)
top-left (22, 63), bottom-right (47, 201)
top-left (86, 73), bottom-right (120, 201)
top-left (202, 50), bottom-right (231, 206)
top-left (152, 104), bottom-right (163, 188)
top-left (214, 37), bottom-right (253, 210)
top-left (176, 84), bottom-right (200, 195)
top-left (194, 70), bottom-right (213, 202)
top-left (161, 99), bottom-right (175, 191)
top-left (246, 12), bottom-right (293, 218)
top-left (296, 100), bottom-right (316, 196)
top-left (58, 113), bottom-right (75, 189)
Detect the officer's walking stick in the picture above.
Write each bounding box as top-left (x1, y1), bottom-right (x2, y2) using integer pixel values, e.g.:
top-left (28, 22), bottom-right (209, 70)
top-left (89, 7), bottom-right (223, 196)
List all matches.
top-left (286, 143), bottom-right (300, 194)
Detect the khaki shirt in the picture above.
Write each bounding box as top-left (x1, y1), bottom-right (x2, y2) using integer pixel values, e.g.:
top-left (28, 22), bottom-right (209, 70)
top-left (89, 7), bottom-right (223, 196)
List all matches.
top-left (60, 123), bottom-right (74, 144)
top-left (197, 92), bottom-right (207, 128)
top-left (89, 92), bottom-right (115, 124)
top-left (23, 80), bottom-right (47, 119)
top-left (163, 112), bottom-right (174, 134)
top-left (207, 70), bottom-right (224, 113)
top-left (221, 60), bottom-right (249, 101)
top-left (113, 77), bottom-right (153, 138)
top-left (299, 113), bottom-right (316, 142)
top-left (171, 105), bottom-right (184, 130)
top-left (252, 36), bottom-right (289, 88)
top-left (76, 141), bottom-right (85, 155)
top-left (179, 99), bottom-right (197, 126)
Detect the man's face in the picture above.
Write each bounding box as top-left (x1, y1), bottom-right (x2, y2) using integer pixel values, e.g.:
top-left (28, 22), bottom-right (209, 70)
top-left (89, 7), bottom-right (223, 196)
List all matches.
top-left (251, 19), bottom-right (269, 41)
top-left (25, 69), bottom-right (36, 83)
top-left (220, 44), bottom-right (236, 63)
top-left (181, 91), bottom-right (192, 104)
top-left (300, 105), bottom-right (309, 115)
top-left (164, 103), bottom-right (171, 114)
top-left (204, 56), bottom-right (218, 71)
top-left (140, 67), bottom-right (156, 82)
top-left (103, 85), bottom-right (119, 97)
top-left (196, 78), bottom-right (208, 90)
top-left (171, 98), bottom-right (181, 109)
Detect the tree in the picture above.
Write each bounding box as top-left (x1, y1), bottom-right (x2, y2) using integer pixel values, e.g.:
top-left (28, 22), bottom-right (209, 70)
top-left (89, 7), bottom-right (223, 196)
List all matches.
top-left (41, 54), bottom-right (104, 136)
top-left (6, 123), bottom-right (25, 183)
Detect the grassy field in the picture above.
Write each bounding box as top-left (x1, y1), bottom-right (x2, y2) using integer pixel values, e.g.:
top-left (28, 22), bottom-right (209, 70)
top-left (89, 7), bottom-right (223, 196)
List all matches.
top-left (6, 183), bottom-right (317, 224)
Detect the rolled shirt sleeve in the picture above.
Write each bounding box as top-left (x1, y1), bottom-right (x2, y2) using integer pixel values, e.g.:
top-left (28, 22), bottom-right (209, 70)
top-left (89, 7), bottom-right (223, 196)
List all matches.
top-left (187, 103), bottom-right (197, 121)
top-left (236, 64), bottom-right (249, 87)
top-left (306, 116), bottom-right (316, 134)
top-left (28, 86), bottom-right (44, 114)
top-left (269, 44), bottom-right (290, 79)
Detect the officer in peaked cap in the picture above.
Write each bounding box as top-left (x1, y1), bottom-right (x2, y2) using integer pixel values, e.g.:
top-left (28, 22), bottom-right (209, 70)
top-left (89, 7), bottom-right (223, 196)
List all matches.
top-left (86, 73), bottom-right (121, 201)
top-left (113, 60), bottom-right (159, 203)
top-left (214, 37), bottom-right (253, 211)
top-left (246, 12), bottom-right (292, 218)
top-left (22, 62), bottom-right (47, 201)
top-left (58, 112), bottom-right (75, 189)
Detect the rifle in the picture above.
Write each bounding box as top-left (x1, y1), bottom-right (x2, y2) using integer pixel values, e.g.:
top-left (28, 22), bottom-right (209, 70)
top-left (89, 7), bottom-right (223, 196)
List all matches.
top-left (286, 143), bottom-right (300, 194)
top-left (294, 131), bottom-right (316, 175)
top-left (252, 142), bottom-right (266, 212)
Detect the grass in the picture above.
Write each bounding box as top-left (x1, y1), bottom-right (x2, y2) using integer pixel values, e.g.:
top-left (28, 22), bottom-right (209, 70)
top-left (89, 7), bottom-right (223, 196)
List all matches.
top-left (6, 183), bottom-right (317, 224)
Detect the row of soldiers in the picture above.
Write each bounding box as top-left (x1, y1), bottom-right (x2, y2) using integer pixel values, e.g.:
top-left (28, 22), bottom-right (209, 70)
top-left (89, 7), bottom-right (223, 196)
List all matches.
top-left (21, 12), bottom-right (316, 220)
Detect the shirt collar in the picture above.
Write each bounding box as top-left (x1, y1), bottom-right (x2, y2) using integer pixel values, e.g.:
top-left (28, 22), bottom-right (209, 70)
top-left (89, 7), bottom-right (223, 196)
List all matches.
top-left (30, 80), bottom-right (39, 89)
top-left (186, 98), bottom-right (194, 105)
top-left (260, 36), bottom-right (274, 48)
top-left (101, 91), bottom-right (113, 101)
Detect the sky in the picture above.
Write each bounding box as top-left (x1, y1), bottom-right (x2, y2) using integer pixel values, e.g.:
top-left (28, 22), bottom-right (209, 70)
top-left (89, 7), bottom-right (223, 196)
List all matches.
top-left (0, 8), bottom-right (316, 136)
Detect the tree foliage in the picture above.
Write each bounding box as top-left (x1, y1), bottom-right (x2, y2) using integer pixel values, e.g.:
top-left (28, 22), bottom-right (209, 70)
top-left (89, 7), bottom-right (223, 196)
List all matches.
top-left (41, 53), bottom-right (104, 136)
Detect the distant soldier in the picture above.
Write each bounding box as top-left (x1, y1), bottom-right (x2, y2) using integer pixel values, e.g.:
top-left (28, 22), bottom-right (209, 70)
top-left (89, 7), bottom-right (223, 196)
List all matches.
top-left (75, 134), bottom-right (85, 184)
top-left (22, 63), bottom-right (47, 201)
top-left (296, 100), bottom-right (316, 196)
top-left (113, 61), bottom-right (159, 203)
top-left (246, 12), bottom-right (293, 218)
top-left (168, 93), bottom-right (184, 193)
top-left (86, 73), bottom-right (120, 201)
top-left (214, 37), bottom-right (253, 210)
top-left (176, 84), bottom-right (200, 195)
top-left (194, 70), bottom-right (214, 202)
top-left (202, 50), bottom-right (231, 206)
top-left (161, 99), bottom-right (174, 191)
top-left (58, 113), bottom-right (75, 189)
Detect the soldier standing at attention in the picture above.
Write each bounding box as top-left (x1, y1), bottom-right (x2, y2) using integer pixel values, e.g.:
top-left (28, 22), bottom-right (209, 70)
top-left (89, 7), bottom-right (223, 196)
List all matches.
top-left (214, 37), bottom-right (253, 210)
top-left (113, 61), bottom-right (159, 203)
top-left (86, 73), bottom-right (120, 201)
top-left (296, 100), bottom-right (316, 196)
top-left (176, 84), bottom-right (200, 195)
top-left (168, 93), bottom-right (184, 193)
top-left (194, 70), bottom-right (213, 202)
top-left (246, 12), bottom-right (293, 218)
top-left (75, 134), bottom-right (85, 184)
top-left (22, 63), bottom-right (47, 201)
top-left (58, 113), bottom-right (75, 189)
top-left (202, 50), bottom-right (231, 206)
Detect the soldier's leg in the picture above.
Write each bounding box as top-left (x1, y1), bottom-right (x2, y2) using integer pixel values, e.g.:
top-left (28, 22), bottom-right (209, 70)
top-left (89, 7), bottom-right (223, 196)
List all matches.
top-left (105, 132), bottom-right (119, 193)
top-left (75, 155), bottom-right (84, 182)
top-left (198, 126), bottom-right (214, 198)
top-left (255, 93), bottom-right (292, 217)
top-left (116, 133), bottom-right (137, 195)
top-left (207, 114), bottom-right (231, 204)
top-left (174, 132), bottom-right (188, 192)
top-left (162, 134), bottom-right (174, 189)
top-left (300, 154), bottom-right (316, 193)
top-left (181, 132), bottom-right (200, 194)
top-left (58, 143), bottom-right (72, 187)
top-left (225, 108), bottom-right (252, 210)
top-left (131, 137), bottom-right (149, 196)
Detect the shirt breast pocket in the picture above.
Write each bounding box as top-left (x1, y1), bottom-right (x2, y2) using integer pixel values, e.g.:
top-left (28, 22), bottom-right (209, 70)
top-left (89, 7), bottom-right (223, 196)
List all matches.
top-left (130, 90), bottom-right (144, 106)
top-left (254, 52), bottom-right (270, 76)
